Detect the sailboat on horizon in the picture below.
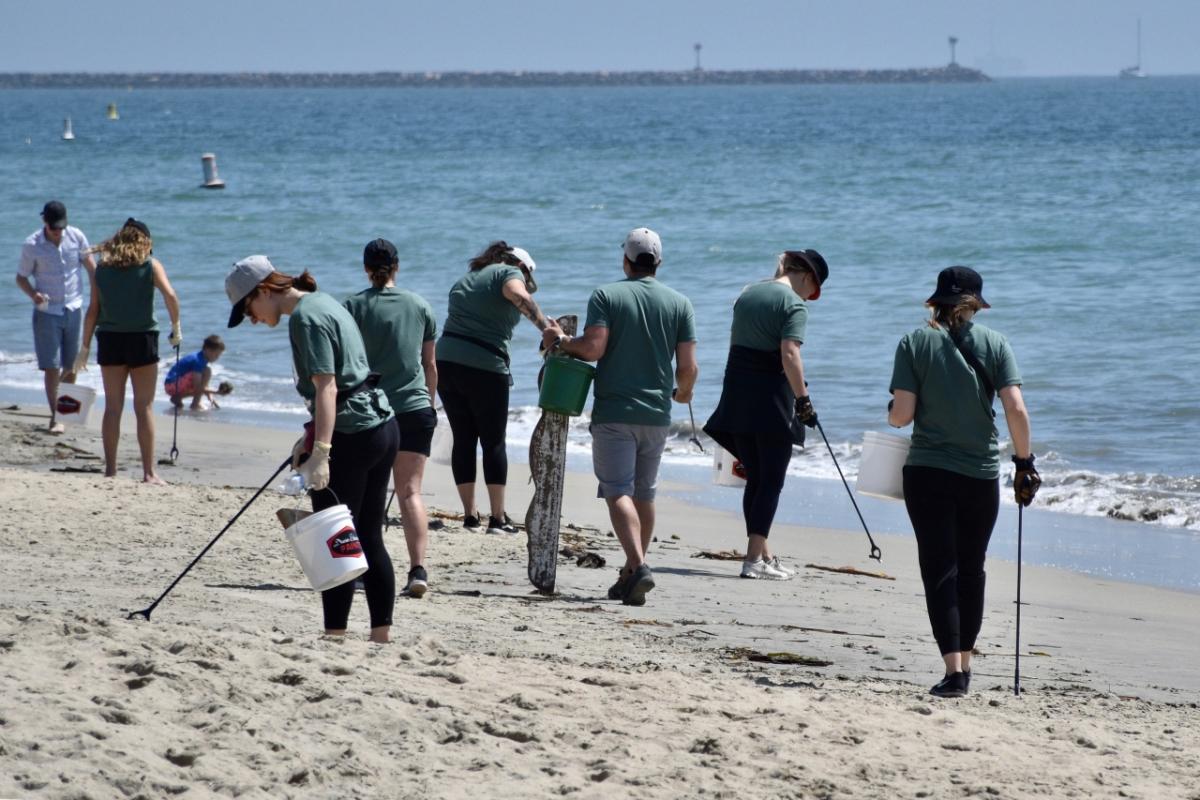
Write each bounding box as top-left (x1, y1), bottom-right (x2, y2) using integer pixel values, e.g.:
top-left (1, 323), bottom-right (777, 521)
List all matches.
top-left (1119, 18), bottom-right (1147, 79)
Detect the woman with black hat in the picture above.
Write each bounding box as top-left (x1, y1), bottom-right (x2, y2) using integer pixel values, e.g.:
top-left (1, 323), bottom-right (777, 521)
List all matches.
top-left (225, 256), bottom-right (398, 642)
top-left (888, 266), bottom-right (1040, 698)
top-left (435, 241), bottom-right (547, 534)
top-left (704, 249), bottom-right (828, 581)
top-left (77, 219), bottom-right (181, 484)
top-left (343, 239), bottom-right (439, 599)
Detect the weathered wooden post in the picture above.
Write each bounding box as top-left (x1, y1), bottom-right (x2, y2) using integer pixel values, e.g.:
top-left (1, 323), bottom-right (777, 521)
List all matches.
top-left (525, 314), bottom-right (578, 593)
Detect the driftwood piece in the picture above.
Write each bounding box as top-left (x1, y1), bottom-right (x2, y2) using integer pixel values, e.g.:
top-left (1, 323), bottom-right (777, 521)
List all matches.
top-left (524, 315), bottom-right (578, 594)
top-left (691, 549), bottom-right (746, 561)
top-left (804, 563), bottom-right (896, 581)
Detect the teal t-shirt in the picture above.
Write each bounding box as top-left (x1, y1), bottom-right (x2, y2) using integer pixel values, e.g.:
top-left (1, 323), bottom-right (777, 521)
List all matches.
top-left (96, 259), bottom-right (158, 333)
top-left (289, 292), bottom-right (392, 434)
top-left (729, 280), bottom-right (808, 351)
top-left (435, 264), bottom-right (523, 374)
top-left (889, 321), bottom-right (1022, 479)
top-left (343, 286), bottom-right (438, 415)
top-left (585, 276), bottom-right (696, 426)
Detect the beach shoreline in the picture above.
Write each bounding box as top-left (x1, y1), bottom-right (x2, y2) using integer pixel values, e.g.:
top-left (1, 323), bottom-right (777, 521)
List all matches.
top-left (1, 403), bottom-right (1198, 797)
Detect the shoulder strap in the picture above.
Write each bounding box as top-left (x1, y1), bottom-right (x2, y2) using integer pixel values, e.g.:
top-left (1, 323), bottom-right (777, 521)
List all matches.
top-left (947, 326), bottom-right (995, 406)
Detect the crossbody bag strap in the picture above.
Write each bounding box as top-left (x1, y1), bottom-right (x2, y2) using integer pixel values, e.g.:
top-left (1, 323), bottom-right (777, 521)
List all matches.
top-left (947, 326), bottom-right (996, 409)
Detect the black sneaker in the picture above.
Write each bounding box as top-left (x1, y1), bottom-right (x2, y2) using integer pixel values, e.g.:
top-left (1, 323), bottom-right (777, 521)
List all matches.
top-left (486, 513), bottom-right (518, 535)
top-left (607, 568), bottom-right (631, 600)
top-left (621, 564), bottom-right (655, 607)
top-left (462, 514), bottom-right (481, 531)
top-left (404, 566), bottom-right (428, 598)
top-left (929, 671), bottom-right (969, 698)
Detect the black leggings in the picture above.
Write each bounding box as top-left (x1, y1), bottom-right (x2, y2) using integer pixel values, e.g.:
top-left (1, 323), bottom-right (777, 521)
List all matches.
top-left (902, 465), bottom-right (1000, 656)
top-left (436, 360), bottom-right (510, 486)
top-left (732, 433), bottom-right (793, 538)
top-left (312, 418), bottom-right (399, 630)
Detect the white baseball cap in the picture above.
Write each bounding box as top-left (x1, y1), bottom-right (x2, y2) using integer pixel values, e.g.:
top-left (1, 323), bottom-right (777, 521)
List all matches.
top-left (509, 246), bottom-right (536, 272)
top-left (622, 227), bottom-right (662, 267)
top-left (225, 255), bottom-right (275, 327)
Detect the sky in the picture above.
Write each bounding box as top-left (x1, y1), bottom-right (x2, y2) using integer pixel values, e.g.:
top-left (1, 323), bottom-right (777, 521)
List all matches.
top-left (1, 0), bottom-right (1194, 77)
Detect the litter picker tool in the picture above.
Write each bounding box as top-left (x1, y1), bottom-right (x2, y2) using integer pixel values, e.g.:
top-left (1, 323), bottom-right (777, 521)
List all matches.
top-left (169, 344), bottom-right (181, 463)
top-left (687, 402), bottom-right (705, 453)
top-left (127, 456), bottom-right (291, 621)
top-left (814, 419), bottom-right (882, 562)
top-left (1015, 503), bottom-right (1025, 696)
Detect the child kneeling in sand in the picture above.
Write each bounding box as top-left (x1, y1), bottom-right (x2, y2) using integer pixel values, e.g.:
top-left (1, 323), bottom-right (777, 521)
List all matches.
top-left (165, 334), bottom-right (227, 409)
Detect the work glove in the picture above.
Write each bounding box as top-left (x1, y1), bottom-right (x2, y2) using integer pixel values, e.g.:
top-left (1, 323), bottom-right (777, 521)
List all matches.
top-left (298, 441), bottom-right (332, 492)
top-left (795, 395), bottom-right (819, 428)
top-left (290, 434), bottom-right (310, 469)
top-left (72, 346), bottom-right (89, 375)
top-left (169, 321), bottom-right (183, 348)
top-left (1012, 454), bottom-right (1041, 507)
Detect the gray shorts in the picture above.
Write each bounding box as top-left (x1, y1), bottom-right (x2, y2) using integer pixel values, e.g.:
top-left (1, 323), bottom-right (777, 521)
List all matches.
top-left (33, 307), bottom-right (82, 371)
top-left (590, 422), bottom-right (669, 502)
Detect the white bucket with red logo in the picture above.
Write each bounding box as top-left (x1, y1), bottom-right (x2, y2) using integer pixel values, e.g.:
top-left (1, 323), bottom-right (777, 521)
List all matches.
top-left (55, 383), bottom-right (96, 426)
top-left (712, 446), bottom-right (747, 487)
top-left (284, 504), bottom-right (368, 591)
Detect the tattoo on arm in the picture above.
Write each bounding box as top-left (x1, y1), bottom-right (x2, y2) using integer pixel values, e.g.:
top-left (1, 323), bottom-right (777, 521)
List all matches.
top-left (516, 296), bottom-right (547, 330)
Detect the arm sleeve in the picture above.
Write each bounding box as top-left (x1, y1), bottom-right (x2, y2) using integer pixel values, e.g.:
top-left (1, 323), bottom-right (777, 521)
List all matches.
top-left (18, 243), bottom-right (36, 278)
top-left (677, 298), bottom-right (697, 343)
top-left (584, 290), bottom-right (609, 329)
top-left (494, 266), bottom-right (522, 295)
top-left (781, 301), bottom-right (808, 343)
top-left (76, 229), bottom-right (91, 251)
top-left (296, 320), bottom-right (337, 377)
top-left (994, 337), bottom-right (1022, 388)
top-left (889, 336), bottom-right (919, 394)
top-left (423, 301), bottom-right (438, 341)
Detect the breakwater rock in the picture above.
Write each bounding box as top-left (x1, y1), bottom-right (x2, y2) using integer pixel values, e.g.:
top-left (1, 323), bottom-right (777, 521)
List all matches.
top-left (0, 65), bottom-right (988, 90)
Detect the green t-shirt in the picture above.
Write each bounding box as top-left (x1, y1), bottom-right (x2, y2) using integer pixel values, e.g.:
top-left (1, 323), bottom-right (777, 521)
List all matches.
top-left (435, 264), bottom-right (523, 374)
top-left (729, 280), bottom-right (808, 351)
top-left (96, 259), bottom-right (158, 333)
top-left (889, 321), bottom-right (1022, 479)
top-left (343, 286), bottom-right (438, 415)
top-left (585, 276), bottom-right (697, 426)
top-left (289, 292), bottom-right (392, 434)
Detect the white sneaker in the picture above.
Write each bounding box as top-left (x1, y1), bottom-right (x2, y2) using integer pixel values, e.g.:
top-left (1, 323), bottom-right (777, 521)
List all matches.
top-left (766, 556), bottom-right (796, 577)
top-left (740, 558), bottom-right (791, 580)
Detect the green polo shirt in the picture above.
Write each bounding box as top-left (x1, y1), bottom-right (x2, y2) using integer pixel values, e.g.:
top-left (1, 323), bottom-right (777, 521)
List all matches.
top-left (889, 321), bottom-right (1022, 479)
top-left (343, 286), bottom-right (438, 415)
top-left (729, 280), bottom-right (808, 351)
top-left (585, 276), bottom-right (696, 427)
top-left (289, 291), bottom-right (392, 434)
top-left (435, 264), bottom-right (523, 374)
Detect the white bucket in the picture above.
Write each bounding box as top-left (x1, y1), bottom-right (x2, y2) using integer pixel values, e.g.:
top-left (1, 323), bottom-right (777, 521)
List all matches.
top-left (712, 446), bottom-right (747, 487)
top-left (856, 431), bottom-right (911, 501)
top-left (429, 422), bottom-right (453, 465)
top-left (55, 383), bottom-right (96, 426)
top-left (284, 504), bottom-right (368, 591)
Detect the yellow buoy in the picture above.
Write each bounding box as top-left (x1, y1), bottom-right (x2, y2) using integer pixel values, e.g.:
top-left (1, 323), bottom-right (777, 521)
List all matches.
top-left (106, 103), bottom-right (119, 120)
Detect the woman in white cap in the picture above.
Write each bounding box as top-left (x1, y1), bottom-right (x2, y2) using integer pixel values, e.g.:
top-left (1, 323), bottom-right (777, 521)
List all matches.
top-left (77, 218), bottom-right (181, 484)
top-left (435, 241), bottom-right (547, 534)
top-left (704, 249), bottom-right (828, 581)
top-left (889, 265), bottom-right (1039, 698)
top-left (225, 256), bottom-right (399, 642)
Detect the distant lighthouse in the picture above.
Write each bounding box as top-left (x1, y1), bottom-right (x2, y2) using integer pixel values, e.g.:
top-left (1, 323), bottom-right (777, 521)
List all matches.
top-left (948, 36), bottom-right (959, 66)
top-left (694, 42), bottom-right (703, 72)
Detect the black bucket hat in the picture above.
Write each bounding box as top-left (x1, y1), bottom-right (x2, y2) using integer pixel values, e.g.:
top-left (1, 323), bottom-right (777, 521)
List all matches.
top-left (926, 265), bottom-right (990, 308)
top-left (783, 249), bottom-right (829, 300)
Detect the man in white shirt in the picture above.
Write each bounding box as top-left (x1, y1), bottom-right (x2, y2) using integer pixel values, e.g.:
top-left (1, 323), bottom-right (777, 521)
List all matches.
top-left (16, 201), bottom-right (96, 433)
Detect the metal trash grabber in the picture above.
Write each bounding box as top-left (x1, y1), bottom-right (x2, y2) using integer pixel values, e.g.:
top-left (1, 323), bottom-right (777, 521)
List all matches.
top-left (813, 419), bottom-right (882, 562)
top-left (1015, 503), bottom-right (1025, 696)
top-left (169, 344), bottom-right (181, 462)
top-left (127, 456), bottom-right (291, 621)
top-left (686, 401), bottom-right (705, 453)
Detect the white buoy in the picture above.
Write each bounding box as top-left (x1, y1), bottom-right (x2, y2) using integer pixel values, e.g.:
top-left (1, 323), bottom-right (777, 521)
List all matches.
top-left (61, 117), bottom-right (75, 140)
top-left (200, 153), bottom-right (226, 189)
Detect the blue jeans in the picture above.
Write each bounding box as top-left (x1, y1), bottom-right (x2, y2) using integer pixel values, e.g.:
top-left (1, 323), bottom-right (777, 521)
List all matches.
top-left (33, 307), bottom-right (82, 371)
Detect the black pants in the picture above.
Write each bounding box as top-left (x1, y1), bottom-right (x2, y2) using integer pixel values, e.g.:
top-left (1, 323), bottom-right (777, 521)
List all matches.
top-left (902, 465), bottom-right (1000, 655)
top-left (436, 360), bottom-right (510, 486)
top-left (732, 433), bottom-right (793, 538)
top-left (313, 418), bottom-right (399, 630)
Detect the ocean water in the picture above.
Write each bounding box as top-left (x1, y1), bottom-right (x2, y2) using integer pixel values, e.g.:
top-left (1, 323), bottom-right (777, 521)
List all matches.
top-left (2, 78), bottom-right (1199, 554)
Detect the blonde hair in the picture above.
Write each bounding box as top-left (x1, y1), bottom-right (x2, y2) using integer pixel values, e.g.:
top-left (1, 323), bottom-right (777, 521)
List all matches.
top-left (773, 251), bottom-right (811, 279)
top-left (926, 296), bottom-right (983, 334)
top-left (91, 226), bottom-right (152, 268)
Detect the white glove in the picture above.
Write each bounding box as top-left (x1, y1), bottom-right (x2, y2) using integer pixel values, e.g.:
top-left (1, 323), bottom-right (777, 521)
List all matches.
top-left (298, 441), bottom-right (331, 491)
top-left (72, 346), bottom-right (90, 375)
top-left (169, 321), bottom-right (183, 348)
top-left (290, 434), bottom-right (309, 469)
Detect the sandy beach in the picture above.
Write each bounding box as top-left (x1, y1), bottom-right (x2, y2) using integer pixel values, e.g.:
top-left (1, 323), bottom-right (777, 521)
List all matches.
top-left (1, 403), bottom-right (1198, 799)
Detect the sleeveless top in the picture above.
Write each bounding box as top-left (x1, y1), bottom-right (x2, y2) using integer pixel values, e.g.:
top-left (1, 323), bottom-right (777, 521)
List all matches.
top-left (96, 259), bottom-right (158, 333)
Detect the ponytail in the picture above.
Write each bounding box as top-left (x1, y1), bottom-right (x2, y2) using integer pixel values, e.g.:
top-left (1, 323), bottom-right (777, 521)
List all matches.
top-left (367, 264), bottom-right (395, 289)
top-left (256, 269), bottom-right (317, 296)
